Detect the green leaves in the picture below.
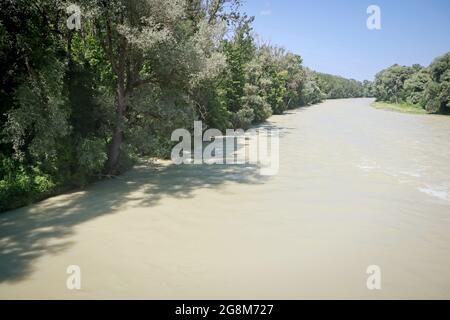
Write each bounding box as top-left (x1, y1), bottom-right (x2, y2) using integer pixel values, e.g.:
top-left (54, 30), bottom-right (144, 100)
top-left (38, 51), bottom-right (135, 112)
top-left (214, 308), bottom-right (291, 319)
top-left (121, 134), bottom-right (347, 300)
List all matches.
top-left (315, 73), bottom-right (367, 99)
top-left (0, 155), bottom-right (56, 211)
top-left (5, 58), bottom-right (70, 161)
top-left (374, 53), bottom-right (450, 113)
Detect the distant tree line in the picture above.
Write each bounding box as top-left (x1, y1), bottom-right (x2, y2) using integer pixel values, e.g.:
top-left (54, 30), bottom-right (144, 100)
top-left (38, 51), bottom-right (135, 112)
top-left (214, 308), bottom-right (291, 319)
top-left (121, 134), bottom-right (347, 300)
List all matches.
top-left (315, 72), bottom-right (373, 99)
top-left (0, 0), bottom-right (371, 211)
top-left (373, 53), bottom-right (450, 113)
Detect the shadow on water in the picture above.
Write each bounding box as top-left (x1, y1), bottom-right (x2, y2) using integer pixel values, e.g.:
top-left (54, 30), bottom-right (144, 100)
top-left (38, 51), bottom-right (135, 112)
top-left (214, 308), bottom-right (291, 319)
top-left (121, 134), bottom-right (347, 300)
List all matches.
top-left (0, 109), bottom-right (304, 284)
top-left (0, 161), bottom-right (269, 284)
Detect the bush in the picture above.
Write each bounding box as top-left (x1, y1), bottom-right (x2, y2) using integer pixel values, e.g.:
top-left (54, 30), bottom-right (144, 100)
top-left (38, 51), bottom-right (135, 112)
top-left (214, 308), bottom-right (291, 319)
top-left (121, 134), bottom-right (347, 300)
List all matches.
top-left (0, 156), bottom-right (56, 212)
top-left (231, 106), bottom-right (255, 129)
top-left (374, 54), bottom-right (450, 113)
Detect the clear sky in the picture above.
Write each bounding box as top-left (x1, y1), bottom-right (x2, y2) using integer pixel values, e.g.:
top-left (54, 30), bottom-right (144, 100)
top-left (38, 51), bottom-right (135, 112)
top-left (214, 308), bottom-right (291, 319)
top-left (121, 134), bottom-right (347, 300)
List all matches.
top-left (241, 0), bottom-right (450, 81)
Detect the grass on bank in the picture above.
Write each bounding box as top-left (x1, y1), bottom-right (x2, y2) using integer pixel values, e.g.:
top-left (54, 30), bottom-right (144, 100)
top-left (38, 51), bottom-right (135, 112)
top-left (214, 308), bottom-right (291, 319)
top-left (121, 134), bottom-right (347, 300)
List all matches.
top-left (371, 101), bottom-right (428, 114)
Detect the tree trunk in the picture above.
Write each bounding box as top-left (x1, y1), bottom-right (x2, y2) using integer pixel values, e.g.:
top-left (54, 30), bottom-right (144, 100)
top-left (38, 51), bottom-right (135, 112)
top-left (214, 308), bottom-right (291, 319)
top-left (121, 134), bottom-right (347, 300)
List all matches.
top-left (108, 77), bottom-right (126, 174)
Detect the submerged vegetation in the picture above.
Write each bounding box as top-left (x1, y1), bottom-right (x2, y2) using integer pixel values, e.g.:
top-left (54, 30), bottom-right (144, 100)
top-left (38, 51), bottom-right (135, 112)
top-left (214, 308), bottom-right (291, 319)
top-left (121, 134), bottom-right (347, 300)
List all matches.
top-left (0, 0), bottom-right (370, 212)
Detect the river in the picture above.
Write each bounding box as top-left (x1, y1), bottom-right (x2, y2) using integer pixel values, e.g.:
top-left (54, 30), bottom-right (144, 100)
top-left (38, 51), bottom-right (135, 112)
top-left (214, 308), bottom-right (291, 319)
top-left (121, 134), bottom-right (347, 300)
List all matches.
top-left (1, 98), bottom-right (449, 299)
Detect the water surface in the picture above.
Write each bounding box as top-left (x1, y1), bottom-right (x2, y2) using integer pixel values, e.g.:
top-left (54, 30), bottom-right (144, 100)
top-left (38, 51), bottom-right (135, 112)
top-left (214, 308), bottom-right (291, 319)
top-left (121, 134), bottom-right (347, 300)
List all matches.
top-left (1, 98), bottom-right (449, 299)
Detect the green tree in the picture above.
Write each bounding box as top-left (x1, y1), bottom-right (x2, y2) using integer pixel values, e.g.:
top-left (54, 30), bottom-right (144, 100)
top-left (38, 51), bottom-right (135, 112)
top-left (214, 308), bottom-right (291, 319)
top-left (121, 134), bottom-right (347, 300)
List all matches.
top-left (404, 68), bottom-right (431, 107)
top-left (374, 64), bottom-right (416, 103)
top-left (426, 53), bottom-right (450, 113)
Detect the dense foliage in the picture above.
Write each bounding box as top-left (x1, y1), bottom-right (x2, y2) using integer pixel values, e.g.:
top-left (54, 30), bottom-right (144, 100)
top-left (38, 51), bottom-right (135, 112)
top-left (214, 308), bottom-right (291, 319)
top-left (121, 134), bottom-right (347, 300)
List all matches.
top-left (374, 53), bottom-right (450, 113)
top-left (315, 72), bottom-right (369, 99)
top-left (0, 0), bottom-right (369, 211)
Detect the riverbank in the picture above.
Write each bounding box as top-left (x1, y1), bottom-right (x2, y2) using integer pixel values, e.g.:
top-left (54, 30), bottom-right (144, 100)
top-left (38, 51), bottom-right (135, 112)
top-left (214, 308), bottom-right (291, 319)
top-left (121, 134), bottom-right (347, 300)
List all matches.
top-left (371, 101), bottom-right (428, 114)
top-left (1, 98), bottom-right (450, 299)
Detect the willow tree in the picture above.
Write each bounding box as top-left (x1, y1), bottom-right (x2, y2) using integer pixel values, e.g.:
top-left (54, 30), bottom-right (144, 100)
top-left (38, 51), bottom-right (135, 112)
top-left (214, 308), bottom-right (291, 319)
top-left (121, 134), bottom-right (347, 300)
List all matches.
top-left (78, 0), bottom-right (232, 173)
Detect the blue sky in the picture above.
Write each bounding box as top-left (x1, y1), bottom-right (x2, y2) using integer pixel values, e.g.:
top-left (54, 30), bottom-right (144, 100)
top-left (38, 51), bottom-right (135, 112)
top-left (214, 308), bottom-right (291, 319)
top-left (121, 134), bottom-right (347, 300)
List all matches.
top-left (241, 0), bottom-right (450, 81)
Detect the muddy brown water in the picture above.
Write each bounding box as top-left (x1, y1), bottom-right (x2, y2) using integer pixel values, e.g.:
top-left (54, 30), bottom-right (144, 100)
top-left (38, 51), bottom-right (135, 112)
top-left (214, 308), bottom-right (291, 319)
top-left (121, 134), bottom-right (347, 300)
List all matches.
top-left (1, 98), bottom-right (449, 299)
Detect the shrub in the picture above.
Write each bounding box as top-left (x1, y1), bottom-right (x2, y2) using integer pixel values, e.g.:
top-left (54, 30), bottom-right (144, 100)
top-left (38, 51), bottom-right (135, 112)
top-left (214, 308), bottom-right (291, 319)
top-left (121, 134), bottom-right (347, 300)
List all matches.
top-left (0, 156), bottom-right (56, 212)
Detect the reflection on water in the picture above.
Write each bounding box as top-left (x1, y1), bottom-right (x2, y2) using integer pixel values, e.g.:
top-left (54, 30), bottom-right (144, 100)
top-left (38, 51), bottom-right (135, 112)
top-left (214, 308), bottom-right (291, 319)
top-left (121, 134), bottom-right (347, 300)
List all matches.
top-left (419, 185), bottom-right (450, 202)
